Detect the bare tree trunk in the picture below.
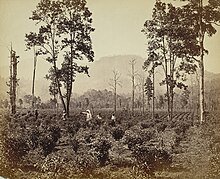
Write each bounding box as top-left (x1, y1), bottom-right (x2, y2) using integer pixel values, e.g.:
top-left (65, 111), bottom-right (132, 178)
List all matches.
top-left (138, 73), bottom-right (145, 116)
top-left (162, 38), bottom-right (171, 120)
top-left (130, 59), bottom-right (136, 116)
top-left (170, 87), bottom-right (174, 120)
top-left (190, 76), bottom-right (194, 111)
top-left (9, 44), bottom-right (19, 114)
top-left (199, 0), bottom-right (205, 124)
top-left (170, 54), bottom-right (175, 121)
top-left (51, 29), bottom-right (67, 113)
top-left (66, 14), bottom-right (75, 117)
top-left (110, 70), bottom-right (121, 115)
top-left (165, 58), bottom-right (171, 120)
top-left (32, 46), bottom-right (37, 110)
top-left (142, 80), bottom-right (145, 115)
top-left (132, 65), bottom-right (135, 116)
top-left (66, 88), bottom-right (70, 117)
top-left (114, 80), bottom-right (117, 114)
top-left (12, 55), bottom-right (17, 114)
top-left (152, 66), bottom-right (155, 120)
top-left (55, 95), bottom-right (58, 116)
top-left (66, 56), bottom-right (71, 117)
top-left (54, 61), bottom-right (67, 113)
top-left (9, 45), bottom-right (13, 114)
top-left (199, 58), bottom-right (205, 123)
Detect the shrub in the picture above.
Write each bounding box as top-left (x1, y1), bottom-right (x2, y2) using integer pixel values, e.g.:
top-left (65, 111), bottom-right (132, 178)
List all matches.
top-left (29, 128), bottom-right (40, 149)
top-left (111, 127), bottom-right (125, 141)
top-left (67, 121), bottom-right (81, 136)
top-left (84, 134), bottom-right (95, 144)
top-left (39, 135), bottom-right (56, 156)
top-left (108, 119), bottom-right (116, 127)
top-left (132, 146), bottom-right (172, 176)
top-left (139, 129), bottom-right (154, 142)
top-left (125, 136), bottom-right (143, 150)
top-left (140, 120), bottom-right (154, 129)
top-left (39, 125), bottom-right (61, 157)
top-left (49, 125), bottom-right (61, 142)
top-left (174, 121), bottom-right (190, 135)
top-left (74, 153), bottom-right (99, 171)
top-left (3, 135), bottom-right (30, 163)
top-left (70, 138), bottom-right (80, 153)
top-left (156, 122), bottom-right (167, 132)
top-left (94, 139), bottom-right (111, 166)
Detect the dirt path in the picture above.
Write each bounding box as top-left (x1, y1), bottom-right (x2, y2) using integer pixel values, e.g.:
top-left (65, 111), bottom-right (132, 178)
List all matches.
top-left (166, 113), bottom-right (220, 178)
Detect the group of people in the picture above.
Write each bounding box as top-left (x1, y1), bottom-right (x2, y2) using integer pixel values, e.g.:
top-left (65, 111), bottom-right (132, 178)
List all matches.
top-left (34, 109), bottom-right (116, 123)
top-left (81, 109), bottom-right (116, 122)
top-left (61, 109), bottom-right (116, 122)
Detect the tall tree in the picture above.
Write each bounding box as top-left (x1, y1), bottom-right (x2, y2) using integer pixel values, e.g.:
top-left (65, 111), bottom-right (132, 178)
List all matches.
top-left (137, 72), bottom-right (146, 115)
top-left (57, 0), bottom-right (94, 116)
top-left (109, 70), bottom-right (122, 114)
top-left (142, 1), bottom-right (198, 120)
top-left (143, 52), bottom-right (161, 120)
top-left (145, 77), bottom-right (153, 112)
top-left (32, 46), bottom-right (38, 110)
top-left (7, 45), bottom-right (19, 114)
top-left (26, 0), bottom-right (94, 117)
top-left (129, 59), bottom-right (137, 116)
top-left (45, 67), bottom-right (59, 112)
top-left (179, 0), bottom-right (220, 123)
top-left (25, 0), bottom-right (65, 111)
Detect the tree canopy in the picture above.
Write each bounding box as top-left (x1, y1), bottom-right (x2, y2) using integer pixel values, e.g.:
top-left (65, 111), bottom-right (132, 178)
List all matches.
top-left (25, 0), bottom-right (94, 116)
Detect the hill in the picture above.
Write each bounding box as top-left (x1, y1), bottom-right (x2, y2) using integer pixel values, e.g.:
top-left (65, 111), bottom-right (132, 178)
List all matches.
top-left (74, 55), bottom-right (146, 95)
top-left (0, 55), bottom-right (220, 102)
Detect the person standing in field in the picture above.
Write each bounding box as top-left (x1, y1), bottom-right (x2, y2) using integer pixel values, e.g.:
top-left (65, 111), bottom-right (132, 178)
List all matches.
top-left (96, 113), bottom-right (102, 120)
top-left (62, 110), bottom-right (67, 120)
top-left (111, 113), bottom-right (116, 121)
top-left (81, 109), bottom-right (93, 128)
top-left (109, 113), bottom-right (117, 126)
top-left (82, 109), bottom-right (92, 121)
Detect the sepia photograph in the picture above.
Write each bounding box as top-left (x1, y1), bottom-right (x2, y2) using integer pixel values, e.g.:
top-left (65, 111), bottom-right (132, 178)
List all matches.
top-left (0, 0), bottom-right (220, 178)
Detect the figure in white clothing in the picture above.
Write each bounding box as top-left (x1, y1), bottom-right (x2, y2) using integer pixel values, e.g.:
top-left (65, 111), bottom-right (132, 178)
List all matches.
top-left (96, 113), bottom-right (102, 120)
top-left (111, 113), bottom-right (116, 120)
top-left (62, 110), bottom-right (67, 120)
top-left (82, 109), bottom-right (92, 121)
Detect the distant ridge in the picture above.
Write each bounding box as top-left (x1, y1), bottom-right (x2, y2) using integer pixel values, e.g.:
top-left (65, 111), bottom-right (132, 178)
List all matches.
top-left (74, 55), bottom-right (146, 95)
top-left (0, 55), bottom-right (220, 101)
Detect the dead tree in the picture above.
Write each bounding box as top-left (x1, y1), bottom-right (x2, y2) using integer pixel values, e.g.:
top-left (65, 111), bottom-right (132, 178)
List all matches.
top-left (109, 70), bottom-right (122, 114)
top-left (7, 44), bottom-right (19, 114)
top-left (129, 59), bottom-right (138, 116)
top-left (137, 72), bottom-right (146, 115)
top-left (32, 46), bottom-right (37, 110)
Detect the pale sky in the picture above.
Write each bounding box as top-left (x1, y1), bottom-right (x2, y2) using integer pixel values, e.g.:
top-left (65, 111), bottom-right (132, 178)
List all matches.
top-left (0, 0), bottom-right (220, 80)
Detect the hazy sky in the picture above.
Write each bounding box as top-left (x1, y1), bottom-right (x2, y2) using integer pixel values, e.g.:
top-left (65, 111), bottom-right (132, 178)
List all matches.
top-left (0, 0), bottom-right (220, 80)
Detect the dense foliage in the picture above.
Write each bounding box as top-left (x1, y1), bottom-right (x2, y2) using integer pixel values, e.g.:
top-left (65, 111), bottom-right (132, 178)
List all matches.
top-left (1, 109), bottom-right (219, 178)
